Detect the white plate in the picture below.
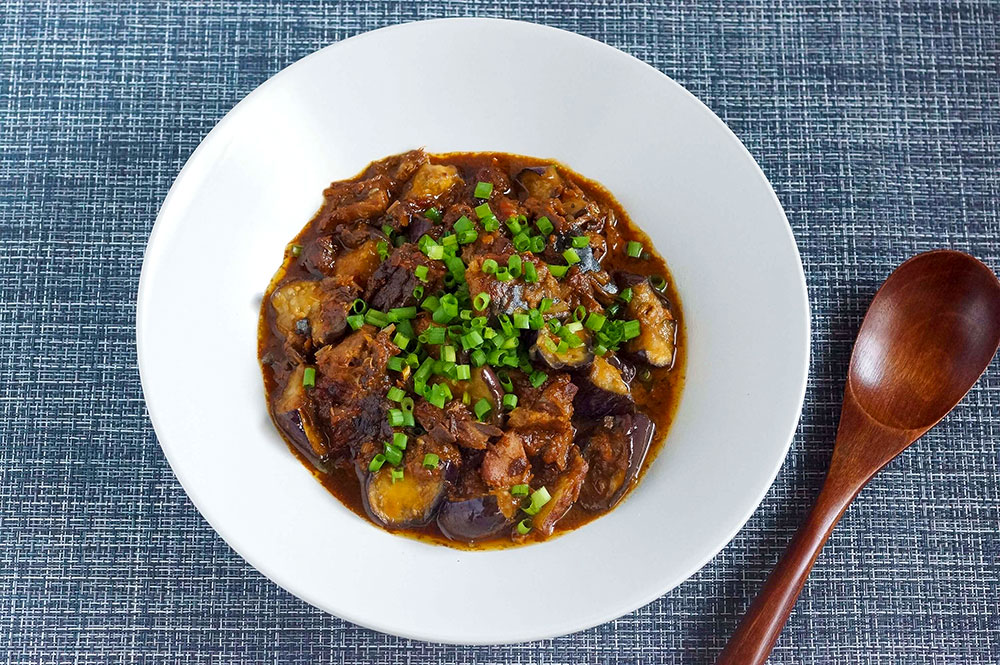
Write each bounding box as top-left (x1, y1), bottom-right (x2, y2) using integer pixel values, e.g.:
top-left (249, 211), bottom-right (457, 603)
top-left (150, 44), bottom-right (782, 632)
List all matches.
top-left (138, 18), bottom-right (809, 644)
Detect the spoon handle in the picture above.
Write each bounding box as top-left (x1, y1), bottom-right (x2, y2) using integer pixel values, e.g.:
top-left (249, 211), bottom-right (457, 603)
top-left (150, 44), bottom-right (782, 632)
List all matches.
top-left (715, 480), bottom-right (855, 665)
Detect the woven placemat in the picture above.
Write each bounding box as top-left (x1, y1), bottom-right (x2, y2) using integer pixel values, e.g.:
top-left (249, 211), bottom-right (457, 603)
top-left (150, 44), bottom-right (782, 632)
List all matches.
top-left (1, 1), bottom-right (998, 663)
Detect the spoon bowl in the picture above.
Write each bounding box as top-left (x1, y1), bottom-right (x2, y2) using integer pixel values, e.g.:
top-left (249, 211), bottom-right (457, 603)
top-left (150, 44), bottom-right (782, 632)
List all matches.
top-left (718, 250), bottom-right (1000, 665)
top-left (851, 250), bottom-right (1000, 430)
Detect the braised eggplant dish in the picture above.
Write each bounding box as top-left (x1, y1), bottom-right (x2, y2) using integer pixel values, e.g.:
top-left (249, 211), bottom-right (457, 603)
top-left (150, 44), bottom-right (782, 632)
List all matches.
top-left (258, 150), bottom-right (684, 547)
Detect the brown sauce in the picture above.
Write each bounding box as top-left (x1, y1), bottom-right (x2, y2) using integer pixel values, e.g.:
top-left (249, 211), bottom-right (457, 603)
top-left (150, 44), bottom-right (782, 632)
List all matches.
top-left (258, 151), bottom-right (685, 549)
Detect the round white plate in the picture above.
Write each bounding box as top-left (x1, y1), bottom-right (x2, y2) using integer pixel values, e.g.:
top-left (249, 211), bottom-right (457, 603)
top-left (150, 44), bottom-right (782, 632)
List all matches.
top-left (138, 18), bottom-right (809, 645)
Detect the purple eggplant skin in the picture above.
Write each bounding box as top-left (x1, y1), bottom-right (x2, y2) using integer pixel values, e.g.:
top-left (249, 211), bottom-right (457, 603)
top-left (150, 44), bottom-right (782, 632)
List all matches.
top-left (578, 413), bottom-right (656, 511)
top-left (362, 465), bottom-right (448, 529)
top-left (437, 494), bottom-right (512, 543)
top-left (407, 215), bottom-right (434, 244)
top-left (573, 354), bottom-right (634, 418)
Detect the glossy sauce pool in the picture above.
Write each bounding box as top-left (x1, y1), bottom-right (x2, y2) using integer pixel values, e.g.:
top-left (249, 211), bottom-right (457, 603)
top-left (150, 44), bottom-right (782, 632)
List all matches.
top-left (259, 152), bottom-right (685, 549)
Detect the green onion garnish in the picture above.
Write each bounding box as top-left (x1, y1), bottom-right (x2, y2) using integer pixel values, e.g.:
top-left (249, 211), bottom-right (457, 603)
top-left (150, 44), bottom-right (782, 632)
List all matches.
top-left (441, 345), bottom-right (456, 362)
top-left (506, 217), bottom-right (522, 234)
top-left (302, 367), bottom-right (316, 388)
top-left (364, 308), bottom-right (389, 327)
top-left (427, 244), bottom-right (444, 260)
top-left (390, 306), bottom-right (417, 321)
top-left (424, 208), bottom-right (442, 223)
top-left (474, 398), bottom-right (492, 421)
top-left (502, 393), bottom-right (518, 410)
top-left (522, 486), bottom-right (552, 516)
top-left (368, 453), bottom-right (386, 472)
top-left (539, 297), bottom-right (553, 313)
top-left (495, 268), bottom-right (512, 282)
top-left (387, 386), bottom-right (405, 402)
top-left (391, 468), bottom-right (404, 484)
top-left (571, 235), bottom-right (589, 248)
top-left (384, 443), bottom-right (403, 466)
top-left (482, 216), bottom-right (500, 232)
top-left (415, 265), bottom-right (429, 282)
top-left (626, 240), bottom-right (643, 258)
top-left (473, 292), bottom-right (491, 311)
top-left (474, 181), bottom-right (494, 198)
top-left (563, 248), bottom-right (581, 265)
top-left (481, 258), bottom-right (498, 274)
top-left (536, 216), bottom-right (553, 235)
top-left (290, 244), bottom-right (303, 257)
top-left (513, 233), bottom-right (531, 252)
top-left (346, 314), bottom-right (364, 330)
top-left (511, 484), bottom-right (530, 497)
top-left (619, 287), bottom-right (633, 303)
top-left (474, 203), bottom-right (493, 220)
top-left (585, 312), bottom-right (607, 331)
top-left (470, 349), bottom-right (487, 366)
top-left (523, 261), bottom-right (538, 283)
top-left (455, 364), bottom-right (471, 380)
top-left (393, 432), bottom-right (408, 450)
top-left (508, 255), bottom-right (522, 277)
top-left (530, 235), bottom-right (546, 253)
top-left (387, 356), bottom-right (405, 372)
top-left (377, 241), bottom-right (390, 261)
top-left (548, 264), bottom-right (568, 278)
top-left (623, 320), bottom-right (641, 339)
top-left (388, 409), bottom-right (405, 427)
top-left (423, 453), bottom-right (440, 469)
top-left (650, 275), bottom-right (668, 291)
top-left (516, 518), bottom-right (532, 535)
top-left (530, 370), bottom-right (547, 388)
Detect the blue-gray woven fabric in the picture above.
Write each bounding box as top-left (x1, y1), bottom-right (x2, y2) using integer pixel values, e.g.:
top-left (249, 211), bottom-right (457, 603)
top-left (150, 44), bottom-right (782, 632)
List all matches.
top-left (1, 1), bottom-right (998, 663)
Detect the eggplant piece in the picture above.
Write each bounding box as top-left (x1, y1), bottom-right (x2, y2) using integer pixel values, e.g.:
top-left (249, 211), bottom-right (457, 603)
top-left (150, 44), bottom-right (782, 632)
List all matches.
top-left (273, 365), bottom-right (329, 462)
top-left (437, 493), bottom-right (515, 543)
top-left (624, 281), bottom-right (677, 368)
top-left (573, 354), bottom-right (634, 417)
top-left (552, 235), bottom-right (601, 274)
top-left (362, 438), bottom-right (458, 528)
top-left (402, 163), bottom-right (463, 204)
top-left (530, 328), bottom-right (594, 370)
top-left (516, 166), bottom-right (563, 199)
top-left (578, 413), bottom-right (655, 511)
top-left (526, 446), bottom-right (589, 538)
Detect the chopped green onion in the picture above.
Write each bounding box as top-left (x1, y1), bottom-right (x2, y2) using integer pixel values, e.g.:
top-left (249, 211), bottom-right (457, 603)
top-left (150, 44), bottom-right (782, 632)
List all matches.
top-left (475, 203), bottom-right (493, 220)
top-left (511, 484), bottom-right (530, 497)
top-left (650, 275), bottom-right (668, 291)
top-left (384, 443), bottom-right (403, 466)
top-left (377, 241), bottom-right (390, 260)
top-left (508, 255), bottom-right (522, 277)
top-left (425, 325), bottom-right (447, 345)
top-left (619, 287), bottom-right (633, 303)
top-left (457, 229), bottom-right (478, 244)
top-left (571, 235), bottom-right (589, 248)
top-left (393, 432), bottom-right (408, 450)
top-left (390, 306), bottom-right (417, 321)
top-left (573, 305), bottom-right (587, 322)
top-left (473, 292), bottom-right (491, 311)
top-left (530, 370), bottom-right (547, 388)
top-left (474, 398), bottom-right (492, 421)
top-left (401, 396), bottom-right (415, 412)
top-left (528, 309), bottom-right (543, 330)
top-left (470, 349), bottom-right (487, 366)
top-left (391, 468), bottom-right (404, 483)
top-left (388, 409), bottom-right (405, 427)
top-left (302, 367), bottom-right (316, 388)
top-left (290, 244), bottom-right (302, 257)
top-left (423, 453), bottom-right (440, 469)
top-left (495, 267), bottom-right (513, 282)
top-left (506, 217), bottom-right (523, 234)
top-left (455, 364), bottom-right (471, 380)
top-left (350, 298), bottom-right (367, 314)
top-left (522, 487), bottom-right (552, 516)
top-left (474, 181), bottom-right (494, 198)
top-left (412, 286), bottom-right (424, 300)
top-left (392, 332), bottom-right (410, 350)
top-left (536, 216), bottom-right (553, 235)
top-left (346, 314), bottom-right (364, 330)
top-left (441, 345), bottom-right (456, 363)
top-left (387, 356), bottom-right (405, 372)
top-left (387, 386), bottom-right (405, 402)
top-left (368, 454), bottom-right (386, 472)
top-left (548, 264), bottom-right (568, 278)
top-left (585, 312), bottom-right (607, 331)
top-left (424, 208), bottom-right (442, 223)
top-left (623, 320), bottom-right (641, 339)
top-left (530, 235), bottom-right (546, 253)
top-left (482, 216), bottom-right (500, 232)
top-left (381, 224), bottom-right (395, 238)
top-left (565, 320), bottom-right (584, 334)
top-left (461, 330), bottom-right (484, 349)
top-left (481, 258), bottom-right (498, 274)
top-left (415, 265), bottom-right (429, 282)
top-left (454, 215), bottom-right (474, 233)
top-left (426, 244), bottom-right (444, 260)
top-left (626, 240), bottom-right (643, 258)
top-left (539, 298), bottom-right (553, 314)
top-left (365, 308), bottom-right (389, 327)
top-left (421, 295), bottom-right (440, 312)
top-left (523, 261), bottom-right (538, 283)
top-left (516, 518), bottom-right (532, 535)
top-left (593, 343), bottom-right (608, 356)
top-left (513, 313), bottom-right (530, 329)
top-left (502, 393), bottom-right (518, 410)
top-left (563, 248), bottom-right (581, 265)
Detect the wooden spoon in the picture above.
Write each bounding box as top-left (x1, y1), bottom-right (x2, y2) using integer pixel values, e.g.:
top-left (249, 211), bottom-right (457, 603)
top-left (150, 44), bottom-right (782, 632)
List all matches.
top-left (717, 250), bottom-right (1000, 665)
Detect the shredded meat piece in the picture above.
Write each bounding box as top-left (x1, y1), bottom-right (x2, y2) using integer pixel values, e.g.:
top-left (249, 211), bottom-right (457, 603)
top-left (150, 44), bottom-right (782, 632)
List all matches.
top-left (480, 429), bottom-right (531, 489)
top-left (505, 374), bottom-right (578, 469)
top-left (522, 446), bottom-right (589, 538)
top-left (365, 244), bottom-right (446, 311)
top-left (415, 399), bottom-right (503, 450)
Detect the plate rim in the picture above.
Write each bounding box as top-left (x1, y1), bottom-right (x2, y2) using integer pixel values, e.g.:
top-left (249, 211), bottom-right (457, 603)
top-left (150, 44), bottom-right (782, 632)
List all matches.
top-left (137, 16), bottom-right (811, 644)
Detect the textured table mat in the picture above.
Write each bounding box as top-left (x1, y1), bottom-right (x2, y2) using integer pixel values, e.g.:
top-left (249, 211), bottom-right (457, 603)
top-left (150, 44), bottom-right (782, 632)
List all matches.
top-left (2, 1), bottom-right (998, 663)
